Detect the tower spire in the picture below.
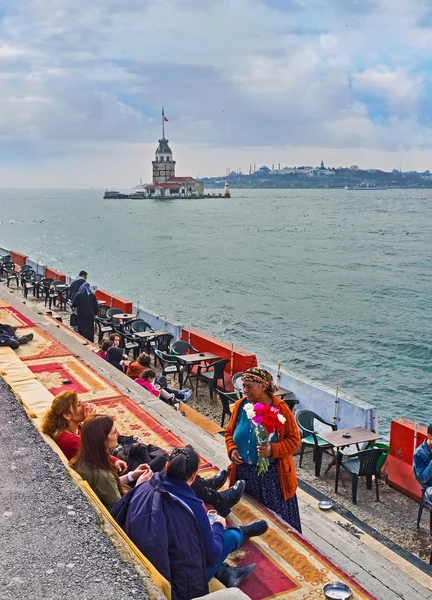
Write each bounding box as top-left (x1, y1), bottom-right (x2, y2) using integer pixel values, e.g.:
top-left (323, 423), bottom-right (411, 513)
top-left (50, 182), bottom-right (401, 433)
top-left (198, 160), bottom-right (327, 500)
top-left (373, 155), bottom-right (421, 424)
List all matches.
top-left (162, 105), bottom-right (165, 139)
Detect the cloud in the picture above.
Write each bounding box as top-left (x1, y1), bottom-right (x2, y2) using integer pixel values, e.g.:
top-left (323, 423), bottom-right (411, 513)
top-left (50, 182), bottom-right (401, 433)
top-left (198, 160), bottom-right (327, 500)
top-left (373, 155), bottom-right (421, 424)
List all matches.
top-left (0, 0), bottom-right (432, 185)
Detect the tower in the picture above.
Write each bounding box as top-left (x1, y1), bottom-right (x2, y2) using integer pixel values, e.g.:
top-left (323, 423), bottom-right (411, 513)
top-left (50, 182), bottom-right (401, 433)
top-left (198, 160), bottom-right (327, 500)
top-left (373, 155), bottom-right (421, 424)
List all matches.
top-left (152, 107), bottom-right (176, 184)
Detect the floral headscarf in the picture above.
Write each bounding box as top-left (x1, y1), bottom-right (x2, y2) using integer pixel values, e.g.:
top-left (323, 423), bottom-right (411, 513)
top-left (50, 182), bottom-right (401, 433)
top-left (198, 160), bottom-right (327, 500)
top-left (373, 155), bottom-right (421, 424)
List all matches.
top-left (241, 367), bottom-right (278, 393)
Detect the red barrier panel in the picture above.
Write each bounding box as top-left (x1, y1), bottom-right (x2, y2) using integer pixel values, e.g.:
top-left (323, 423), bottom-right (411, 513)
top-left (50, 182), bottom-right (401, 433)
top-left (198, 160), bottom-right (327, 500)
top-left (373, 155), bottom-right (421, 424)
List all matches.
top-left (382, 419), bottom-right (427, 502)
top-left (95, 289), bottom-right (133, 313)
top-left (181, 328), bottom-right (258, 378)
top-left (44, 267), bottom-right (66, 282)
top-left (11, 251), bottom-right (27, 267)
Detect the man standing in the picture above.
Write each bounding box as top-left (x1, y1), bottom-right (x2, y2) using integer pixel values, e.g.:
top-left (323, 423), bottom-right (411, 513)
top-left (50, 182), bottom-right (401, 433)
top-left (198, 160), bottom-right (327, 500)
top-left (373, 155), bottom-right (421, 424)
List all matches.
top-left (414, 424), bottom-right (432, 504)
top-left (70, 270), bottom-right (88, 302)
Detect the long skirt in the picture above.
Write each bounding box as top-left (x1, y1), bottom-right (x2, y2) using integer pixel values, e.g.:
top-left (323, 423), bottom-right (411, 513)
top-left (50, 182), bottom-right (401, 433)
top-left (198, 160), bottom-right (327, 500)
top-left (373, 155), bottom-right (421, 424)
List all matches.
top-left (77, 315), bottom-right (95, 342)
top-left (236, 462), bottom-right (302, 533)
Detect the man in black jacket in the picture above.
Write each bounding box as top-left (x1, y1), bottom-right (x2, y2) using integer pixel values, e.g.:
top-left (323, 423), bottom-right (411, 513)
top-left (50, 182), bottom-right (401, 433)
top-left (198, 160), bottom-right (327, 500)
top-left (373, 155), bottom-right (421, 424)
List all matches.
top-left (69, 270), bottom-right (88, 302)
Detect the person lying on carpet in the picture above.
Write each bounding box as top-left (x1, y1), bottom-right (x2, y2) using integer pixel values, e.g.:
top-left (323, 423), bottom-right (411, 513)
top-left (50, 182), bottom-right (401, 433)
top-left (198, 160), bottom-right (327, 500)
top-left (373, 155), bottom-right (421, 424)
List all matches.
top-left (112, 445), bottom-right (268, 598)
top-left (0, 323), bottom-right (33, 349)
top-left (42, 391), bottom-right (246, 516)
top-left (96, 339), bottom-right (113, 360)
top-left (127, 353), bottom-right (192, 402)
top-left (70, 414), bottom-right (153, 509)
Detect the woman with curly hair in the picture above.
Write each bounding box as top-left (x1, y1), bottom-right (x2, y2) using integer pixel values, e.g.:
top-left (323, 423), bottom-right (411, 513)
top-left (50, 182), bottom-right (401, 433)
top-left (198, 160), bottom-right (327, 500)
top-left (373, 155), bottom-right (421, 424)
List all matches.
top-left (41, 391), bottom-right (127, 473)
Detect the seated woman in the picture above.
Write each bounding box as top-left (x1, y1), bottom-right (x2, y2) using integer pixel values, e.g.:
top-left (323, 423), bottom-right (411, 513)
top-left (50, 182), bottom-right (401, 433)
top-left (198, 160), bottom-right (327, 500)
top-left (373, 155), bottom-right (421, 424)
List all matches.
top-left (112, 445), bottom-right (268, 597)
top-left (97, 339), bottom-right (112, 360)
top-left (225, 367), bottom-right (302, 532)
top-left (42, 392), bottom-right (244, 517)
top-left (70, 414), bottom-right (153, 509)
top-left (41, 390), bottom-right (126, 473)
top-left (128, 354), bottom-right (192, 402)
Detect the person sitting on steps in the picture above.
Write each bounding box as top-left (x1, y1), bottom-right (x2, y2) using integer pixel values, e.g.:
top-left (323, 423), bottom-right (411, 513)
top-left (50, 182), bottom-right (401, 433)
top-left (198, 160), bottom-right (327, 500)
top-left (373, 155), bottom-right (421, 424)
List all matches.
top-left (112, 445), bottom-right (268, 599)
top-left (0, 323), bottom-right (33, 349)
top-left (127, 353), bottom-right (192, 402)
top-left (414, 423), bottom-right (432, 505)
top-left (41, 391), bottom-right (246, 517)
top-left (136, 368), bottom-right (193, 408)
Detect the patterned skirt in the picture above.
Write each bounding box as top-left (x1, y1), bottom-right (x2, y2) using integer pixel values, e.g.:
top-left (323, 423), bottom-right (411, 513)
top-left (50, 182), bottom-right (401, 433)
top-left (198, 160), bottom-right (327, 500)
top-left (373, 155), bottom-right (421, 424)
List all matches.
top-left (236, 462), bottom-right (302, 533)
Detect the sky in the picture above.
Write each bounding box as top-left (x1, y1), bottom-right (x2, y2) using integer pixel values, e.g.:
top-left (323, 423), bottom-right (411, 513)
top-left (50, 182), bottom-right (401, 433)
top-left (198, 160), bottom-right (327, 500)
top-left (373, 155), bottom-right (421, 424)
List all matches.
top-left (1, 0), bottom-right (432, 187)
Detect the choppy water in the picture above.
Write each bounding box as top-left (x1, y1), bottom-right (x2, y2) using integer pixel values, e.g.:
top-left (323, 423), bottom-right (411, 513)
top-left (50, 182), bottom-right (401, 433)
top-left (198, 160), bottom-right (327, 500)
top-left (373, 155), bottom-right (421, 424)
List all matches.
top-left (0, 188), bottom-right (431, 434)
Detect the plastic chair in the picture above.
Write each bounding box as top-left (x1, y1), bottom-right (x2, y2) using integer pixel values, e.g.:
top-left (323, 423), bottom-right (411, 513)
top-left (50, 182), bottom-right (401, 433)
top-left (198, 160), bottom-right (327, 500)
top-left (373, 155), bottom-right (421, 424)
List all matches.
top-left (413, 467), bottom-right (432, 534)
top-left (218, 390), bottom-right (237, 428)
top-left (335, 448), bottom-right (386, 504)
top-left (4, 262), bottom-right (18, 287)
top-left (122, 331), bottom-right (140, 359)
top-left (197, 359), bottom-right (229, 399)
top-left (295, 409), bottom-right (337, 477)
top-left (154, 334), bottom-right (174, 366)
top-left (171, 340), bottom-right (199, 355)
top-left (154, 350), bottom-right (182, 385)
top-left (31, 273), bottom-right (44, 297)
top-left (232, 372), bottom-right (244, 398)
top-left (106, 308), bottom-right (123, 320)
top-left (21, 270), bottom-right (36, 298)
top-left (95, 317), bottom-right (114, 343)
top-left (131, 320), bottom-right (154, 333)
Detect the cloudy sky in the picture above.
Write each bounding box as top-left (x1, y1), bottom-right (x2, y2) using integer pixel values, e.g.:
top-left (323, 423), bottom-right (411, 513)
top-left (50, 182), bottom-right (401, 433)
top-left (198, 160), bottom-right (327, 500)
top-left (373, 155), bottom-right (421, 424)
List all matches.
top-left (1, 0), bottom-right (432, 187)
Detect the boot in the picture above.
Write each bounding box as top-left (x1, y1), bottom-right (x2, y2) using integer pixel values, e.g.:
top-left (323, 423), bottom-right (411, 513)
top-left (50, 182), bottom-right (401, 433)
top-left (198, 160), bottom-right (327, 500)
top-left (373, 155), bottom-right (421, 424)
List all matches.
top-left (238, 520), bottom-right (268, 542)
top-left (215, 563), bottom-right (255, 587)
top-left (191, 480), bottom-right (246, 517)
top-left (200, 470), bottom-right (228, 491)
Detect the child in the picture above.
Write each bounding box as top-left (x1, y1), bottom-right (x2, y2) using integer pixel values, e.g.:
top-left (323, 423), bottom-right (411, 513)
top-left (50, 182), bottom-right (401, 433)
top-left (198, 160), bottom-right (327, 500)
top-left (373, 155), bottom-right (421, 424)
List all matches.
top-left (136, 369), bottom-right (183, 410)
top-left (127, 353), bottom-right (192, 402)
top-left (97, 339), bottom-right (112, 360)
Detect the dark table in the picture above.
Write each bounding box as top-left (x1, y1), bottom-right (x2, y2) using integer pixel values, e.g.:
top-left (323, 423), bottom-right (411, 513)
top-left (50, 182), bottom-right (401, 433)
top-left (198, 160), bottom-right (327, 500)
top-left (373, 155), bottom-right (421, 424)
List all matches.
top-left (175, 352), bottom-right (221, 390)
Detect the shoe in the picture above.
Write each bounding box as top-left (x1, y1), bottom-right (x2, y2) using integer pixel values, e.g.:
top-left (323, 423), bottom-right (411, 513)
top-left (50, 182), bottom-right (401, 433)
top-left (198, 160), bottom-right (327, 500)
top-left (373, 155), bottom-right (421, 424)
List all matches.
top-left (157, 376), bottom-right (168, 389)
top-left (215, 563), bottom-right (255, 587)
top-left (117, 435), bottom-right (137, 446)
top-left (203, 469), bottom-right (228, 491)
top-left (25, 333), bottom-right (34, 342)
top-left (181, 389), bottom-right (193, 402)
top-left (238, 520), bottom-right (268, 542)
top-left (214, 480), bottom-right (246, 517)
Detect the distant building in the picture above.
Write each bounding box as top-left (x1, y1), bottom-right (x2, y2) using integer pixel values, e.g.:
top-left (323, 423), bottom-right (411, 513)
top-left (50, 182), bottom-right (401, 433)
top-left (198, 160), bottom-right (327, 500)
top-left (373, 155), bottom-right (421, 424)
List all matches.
top-left (144, 110), bottom-right (204, 198)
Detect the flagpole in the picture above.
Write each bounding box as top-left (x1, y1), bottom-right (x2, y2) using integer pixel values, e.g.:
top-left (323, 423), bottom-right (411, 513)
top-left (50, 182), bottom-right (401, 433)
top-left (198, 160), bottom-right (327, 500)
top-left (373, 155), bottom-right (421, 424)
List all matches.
top-left (162, 105), bottom-right (165, 138)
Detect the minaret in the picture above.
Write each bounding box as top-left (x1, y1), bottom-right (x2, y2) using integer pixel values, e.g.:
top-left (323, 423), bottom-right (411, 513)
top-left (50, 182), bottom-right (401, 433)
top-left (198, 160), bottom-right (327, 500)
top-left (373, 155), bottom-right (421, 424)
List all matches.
top-left (152, 106), bottom-right (176, 184)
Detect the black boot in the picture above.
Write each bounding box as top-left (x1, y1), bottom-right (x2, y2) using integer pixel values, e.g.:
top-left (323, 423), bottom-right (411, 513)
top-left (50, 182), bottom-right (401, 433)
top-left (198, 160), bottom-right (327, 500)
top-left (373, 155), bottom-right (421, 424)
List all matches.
top-left (215, 563), bottom-right (255, 587)
top-left (238, 520), bottom-right (268, 542)
top-left (191, 480), bottom-right (246, 517)
top-left (199, 470), bottom-right (228, 491)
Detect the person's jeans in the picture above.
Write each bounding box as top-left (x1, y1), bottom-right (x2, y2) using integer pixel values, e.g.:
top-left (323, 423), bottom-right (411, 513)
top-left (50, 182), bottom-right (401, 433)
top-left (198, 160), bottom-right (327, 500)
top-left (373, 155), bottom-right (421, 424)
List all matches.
top-left (207, 528), bottom-right (244, 580)
top-left (425, 486), bottom-right (432, 505)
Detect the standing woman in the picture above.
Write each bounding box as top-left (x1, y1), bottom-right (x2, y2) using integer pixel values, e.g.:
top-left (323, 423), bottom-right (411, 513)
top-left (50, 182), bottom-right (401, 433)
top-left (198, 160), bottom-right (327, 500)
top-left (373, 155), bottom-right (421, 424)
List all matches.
top-left (224, 367), bottom-right (302, 532)
top-left (72, 281), bottom-right (98, 342)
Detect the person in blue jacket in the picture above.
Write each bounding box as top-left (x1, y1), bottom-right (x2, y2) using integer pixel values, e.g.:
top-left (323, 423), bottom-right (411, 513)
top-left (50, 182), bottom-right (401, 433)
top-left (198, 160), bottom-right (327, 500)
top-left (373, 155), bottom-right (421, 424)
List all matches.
top-left (112, 445), bottom-right (268, 600)
top-left (414, 423), bottom-right (432, 504)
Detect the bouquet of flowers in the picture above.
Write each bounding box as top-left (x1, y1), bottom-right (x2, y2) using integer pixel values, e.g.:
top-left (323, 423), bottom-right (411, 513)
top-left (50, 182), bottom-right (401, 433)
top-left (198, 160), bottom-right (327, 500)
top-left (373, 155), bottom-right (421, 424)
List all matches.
top-left (243, 402), bottom-right (286, 475)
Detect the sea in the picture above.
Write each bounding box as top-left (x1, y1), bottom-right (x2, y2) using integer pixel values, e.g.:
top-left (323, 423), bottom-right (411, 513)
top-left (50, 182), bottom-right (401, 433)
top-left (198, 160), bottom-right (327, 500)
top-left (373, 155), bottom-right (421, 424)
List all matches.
top-left (0, 188), bottom-right (431, 435)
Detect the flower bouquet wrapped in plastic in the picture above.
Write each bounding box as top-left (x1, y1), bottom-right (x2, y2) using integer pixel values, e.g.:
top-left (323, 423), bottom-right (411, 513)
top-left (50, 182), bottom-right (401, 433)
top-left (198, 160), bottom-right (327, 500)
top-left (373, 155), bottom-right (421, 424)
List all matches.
top-left (243, 402), bottom-right (286, 475)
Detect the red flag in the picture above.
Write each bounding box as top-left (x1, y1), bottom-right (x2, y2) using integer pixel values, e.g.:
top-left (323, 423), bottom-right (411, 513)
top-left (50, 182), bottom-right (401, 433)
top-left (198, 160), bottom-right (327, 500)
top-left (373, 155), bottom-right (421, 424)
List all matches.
top-left (164, 116), bottom-right (168, 122)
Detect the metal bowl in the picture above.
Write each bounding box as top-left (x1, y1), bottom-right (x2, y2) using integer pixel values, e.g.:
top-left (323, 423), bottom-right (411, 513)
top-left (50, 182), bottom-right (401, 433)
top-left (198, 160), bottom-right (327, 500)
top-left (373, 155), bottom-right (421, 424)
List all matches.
top-left (342, 432), bottom-right (352, 438)
top-left (323, 581), bottom-right (353, 599)
top-left (318, 500), bottom-right (333, 511)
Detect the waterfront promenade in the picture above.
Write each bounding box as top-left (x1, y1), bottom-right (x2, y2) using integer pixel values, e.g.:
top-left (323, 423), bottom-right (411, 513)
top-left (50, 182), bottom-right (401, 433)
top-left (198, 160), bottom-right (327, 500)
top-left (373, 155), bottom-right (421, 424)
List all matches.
top-left (0, 284), bottom-right (431, 599)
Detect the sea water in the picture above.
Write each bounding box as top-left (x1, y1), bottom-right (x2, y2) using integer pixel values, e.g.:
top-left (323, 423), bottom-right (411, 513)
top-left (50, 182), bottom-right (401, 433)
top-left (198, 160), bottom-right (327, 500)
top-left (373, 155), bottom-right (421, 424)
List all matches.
top-left (0, 188), bottom-right (431, 435)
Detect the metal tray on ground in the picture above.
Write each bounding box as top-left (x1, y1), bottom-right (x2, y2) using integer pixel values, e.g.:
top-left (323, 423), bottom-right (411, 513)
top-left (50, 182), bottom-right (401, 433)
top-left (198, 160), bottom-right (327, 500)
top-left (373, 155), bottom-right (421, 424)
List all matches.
top-left (323, 581), bottom-right (353, 599)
